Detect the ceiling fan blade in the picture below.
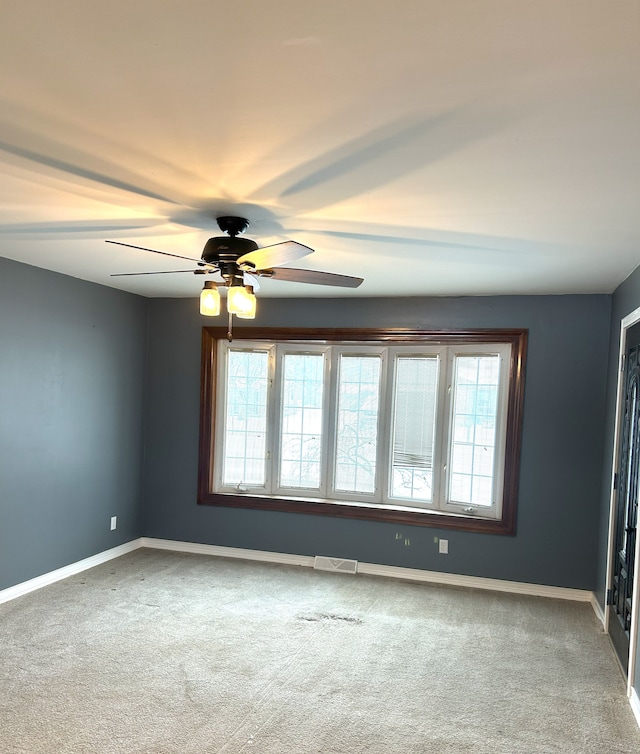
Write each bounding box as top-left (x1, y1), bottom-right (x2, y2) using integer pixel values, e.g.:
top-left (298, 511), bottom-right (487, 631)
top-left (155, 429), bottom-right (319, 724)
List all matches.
top-left (105, 240), bottom-right (213, 267)
top-left (261, 267), bottom-right (363, 288)
top-left (237, 240), bottom-right (314, 270)
top-left (110, 269), bottom-right (204, 277)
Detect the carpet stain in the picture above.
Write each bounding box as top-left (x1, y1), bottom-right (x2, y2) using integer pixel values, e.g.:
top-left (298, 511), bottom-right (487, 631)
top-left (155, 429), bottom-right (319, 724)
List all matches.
top-left (296, 612), bottom-right (363, 624)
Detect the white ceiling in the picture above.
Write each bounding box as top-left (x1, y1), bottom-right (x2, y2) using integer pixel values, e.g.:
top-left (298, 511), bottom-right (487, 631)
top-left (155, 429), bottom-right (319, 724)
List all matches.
top-left (1, 1), bottom-right (639, 299)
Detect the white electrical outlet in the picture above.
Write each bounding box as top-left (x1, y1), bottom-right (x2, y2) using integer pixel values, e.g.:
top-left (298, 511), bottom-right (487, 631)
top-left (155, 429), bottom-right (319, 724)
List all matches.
top-left (439, 538), bottom-right (448, 554)
top-left (110, 516), bottom-right (117, 531)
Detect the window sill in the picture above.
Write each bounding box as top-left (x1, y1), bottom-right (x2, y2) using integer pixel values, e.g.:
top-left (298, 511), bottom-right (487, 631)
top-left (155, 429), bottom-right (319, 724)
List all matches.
top-left (197, 490), bottom-right (516, 535)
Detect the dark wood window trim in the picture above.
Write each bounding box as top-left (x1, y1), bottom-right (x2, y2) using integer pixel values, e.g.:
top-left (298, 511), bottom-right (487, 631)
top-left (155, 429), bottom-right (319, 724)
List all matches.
top-left (198, 327), bottom-right (527, 535)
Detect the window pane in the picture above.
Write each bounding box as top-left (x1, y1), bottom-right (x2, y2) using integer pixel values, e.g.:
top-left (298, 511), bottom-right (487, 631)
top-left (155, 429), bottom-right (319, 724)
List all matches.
top-left (334, 355), bottom-right (381, 494)
top-left (279, 353), bottom-right (324, 489)
top-left (390, 356), bottom-right (438, 501)
top-left (449, 355), bottom-right (499, 507)
top-left (222, 350), bottom-right (269, 486)
top-left (450, 473), bottom-right (472, 503)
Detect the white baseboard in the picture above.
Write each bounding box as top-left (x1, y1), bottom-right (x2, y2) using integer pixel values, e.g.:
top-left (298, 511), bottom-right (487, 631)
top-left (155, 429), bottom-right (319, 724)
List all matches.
top-left (590, 593), bottom-right (606, 626)
top-left (140, 537), bottom-right (315, 568)
top-left (142, 537), bottom-right (594, 603)
top-left (356, 561), bottom-right (594, 602)
top-left (0, 536), bottom-right (597, 607)
top-left (631, 688), bottom-right (640, 729)
top-left (0, 539), bottom-right (143, 605)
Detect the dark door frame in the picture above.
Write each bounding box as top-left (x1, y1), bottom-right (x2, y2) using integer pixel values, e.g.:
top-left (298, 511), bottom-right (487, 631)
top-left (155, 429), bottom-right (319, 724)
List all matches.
top-left (606, 306), bottom-right (640, 697)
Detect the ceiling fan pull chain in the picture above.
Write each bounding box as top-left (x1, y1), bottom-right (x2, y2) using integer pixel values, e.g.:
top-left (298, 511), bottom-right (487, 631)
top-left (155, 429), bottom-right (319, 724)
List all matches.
top-left (227, 310), bottom-right (234, 343)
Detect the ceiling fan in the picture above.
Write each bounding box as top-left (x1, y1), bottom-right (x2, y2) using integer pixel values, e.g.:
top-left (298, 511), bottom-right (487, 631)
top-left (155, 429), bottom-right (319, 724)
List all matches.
top-left (107, 215), bottom-right (363, 334)
top-left (108, 215), bottom-right (363, 286)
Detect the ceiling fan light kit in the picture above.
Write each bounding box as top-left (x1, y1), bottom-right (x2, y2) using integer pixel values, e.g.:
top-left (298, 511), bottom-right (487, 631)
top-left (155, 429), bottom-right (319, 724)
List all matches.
top-left (227, 284), bottom-right (256, 319)
top-left (199, 280), bottom-right (220, 317)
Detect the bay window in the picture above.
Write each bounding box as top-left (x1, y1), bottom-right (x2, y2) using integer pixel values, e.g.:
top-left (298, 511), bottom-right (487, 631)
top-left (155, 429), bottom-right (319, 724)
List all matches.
top-left (198, 327), bottom-right (527, 535)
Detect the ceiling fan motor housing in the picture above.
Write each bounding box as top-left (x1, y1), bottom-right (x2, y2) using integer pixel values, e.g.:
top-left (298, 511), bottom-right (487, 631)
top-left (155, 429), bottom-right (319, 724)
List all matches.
top-left (201, 235), bottom-right (259, 264)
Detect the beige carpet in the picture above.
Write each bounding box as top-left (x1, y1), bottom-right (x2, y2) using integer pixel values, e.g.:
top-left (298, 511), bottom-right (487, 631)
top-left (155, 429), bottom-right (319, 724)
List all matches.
top-left (1, 549), bottom-right (639, 753)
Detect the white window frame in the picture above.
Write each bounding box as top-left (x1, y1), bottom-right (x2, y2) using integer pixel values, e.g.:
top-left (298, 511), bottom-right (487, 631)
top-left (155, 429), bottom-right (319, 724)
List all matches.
top-left (273, 344), bottom-right (331, 498)
top-left (213, 343), bottom-right (276, 495)
top-left (212, 339), bottom-right (511, 522)
top-left (385, 345), bottom-right (446, 511)
top-left (440, 343), bottom-right (511, 520)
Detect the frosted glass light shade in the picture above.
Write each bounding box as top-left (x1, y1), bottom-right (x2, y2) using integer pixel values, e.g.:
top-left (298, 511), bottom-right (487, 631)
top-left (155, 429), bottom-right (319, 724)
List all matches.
top-left (200, 282), bottom-right (220, 316)
top-left (227, 286), bottom-right (256, 319)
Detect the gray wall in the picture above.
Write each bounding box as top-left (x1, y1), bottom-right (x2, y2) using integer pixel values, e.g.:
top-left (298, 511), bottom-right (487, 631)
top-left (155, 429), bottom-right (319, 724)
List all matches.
top-left (1, 258), bottom-right (634, 696)
top-left (141, 293), bottom-right (611, 591)
top-left (0, 258), bottom-right (147, 590)
top-left (596, 263), bottom-right (640, 695)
